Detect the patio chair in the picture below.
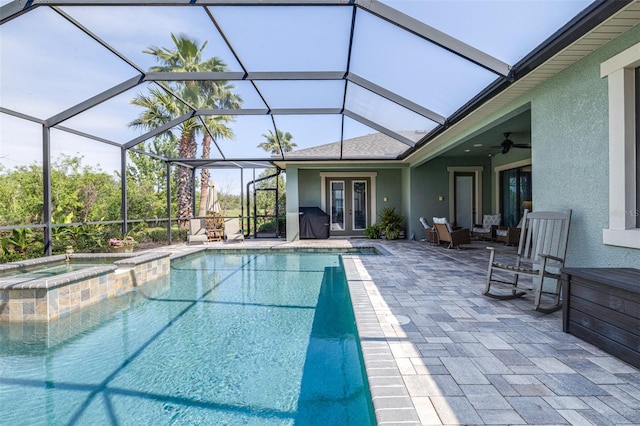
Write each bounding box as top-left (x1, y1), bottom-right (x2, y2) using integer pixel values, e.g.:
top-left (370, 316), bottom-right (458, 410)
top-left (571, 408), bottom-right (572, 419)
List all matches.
top-left (432, 217), bottom-right (471, 249)
top-left (495, 214), bottom-right (525, 246)
top-left (472, 214), bottom-right (501, 240)
top-left (224, 218), bottom-right (245, 242)
top-left (484, 209), bottom-right (572, 313)
top-left (420, 216), bottom-right (439, 245)
top-left (187, 218), bottom-right (209, 245)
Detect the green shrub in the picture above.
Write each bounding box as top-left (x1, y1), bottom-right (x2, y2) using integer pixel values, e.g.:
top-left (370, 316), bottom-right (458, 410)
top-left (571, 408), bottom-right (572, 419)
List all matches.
top-left (377, 207), bottom-right (405, 240)
top-left (144, 227), bottom-right (187, 243)
top-left (364, 224), bottom-right (381, 239)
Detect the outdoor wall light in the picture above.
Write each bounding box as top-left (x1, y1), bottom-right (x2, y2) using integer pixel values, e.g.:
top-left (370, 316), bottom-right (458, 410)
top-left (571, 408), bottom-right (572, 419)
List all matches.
top-left (438, 195), bottom-right (444, 202)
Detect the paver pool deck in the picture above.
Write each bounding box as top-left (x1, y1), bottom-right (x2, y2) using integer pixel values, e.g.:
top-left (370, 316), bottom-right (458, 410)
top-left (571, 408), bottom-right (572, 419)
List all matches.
top-left (151, 238), bottom-right (640, 425)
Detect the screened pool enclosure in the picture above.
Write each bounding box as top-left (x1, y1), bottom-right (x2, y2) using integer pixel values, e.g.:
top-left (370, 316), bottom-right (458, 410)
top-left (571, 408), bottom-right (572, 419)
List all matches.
top-left (0, 0), bottom-right (629, 256)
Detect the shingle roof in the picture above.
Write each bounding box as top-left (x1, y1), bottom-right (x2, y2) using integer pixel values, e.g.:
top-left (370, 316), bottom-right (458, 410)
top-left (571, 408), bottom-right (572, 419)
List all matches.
top-left (285, 131), bottom-right (425, 160)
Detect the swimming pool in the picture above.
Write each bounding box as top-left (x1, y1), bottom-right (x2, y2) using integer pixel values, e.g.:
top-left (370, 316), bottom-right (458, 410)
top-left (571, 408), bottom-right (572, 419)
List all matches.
top-left (0, 251), bottom-right (375, 425)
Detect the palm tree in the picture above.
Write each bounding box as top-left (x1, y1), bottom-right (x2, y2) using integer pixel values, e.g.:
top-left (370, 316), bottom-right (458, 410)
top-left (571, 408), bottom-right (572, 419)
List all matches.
top-left (130, 33), bottom-right (241, 227)
top-left (257, 129), bottom-right (297, 156)
top-left (197, 84), bottom-right (241, 217)
top-left (130, 85), bottom-right (198, 224)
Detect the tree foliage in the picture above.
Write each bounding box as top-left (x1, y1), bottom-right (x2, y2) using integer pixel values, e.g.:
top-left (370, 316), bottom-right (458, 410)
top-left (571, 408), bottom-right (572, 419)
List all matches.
top-left (251, 129), bottom-right (294, 233)
top-left (257, 129), bottom-right (297, 155)
top-left (131, 33), bottom-right (242, 227)
top-left (0, 155), bottom-right (117, 260)
top-left (0, 163), bottom-right (44, 225)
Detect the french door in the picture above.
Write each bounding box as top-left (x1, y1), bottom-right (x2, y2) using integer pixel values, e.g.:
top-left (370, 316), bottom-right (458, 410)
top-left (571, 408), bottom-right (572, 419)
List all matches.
top-left (328, 178), bottom-right (369, 236)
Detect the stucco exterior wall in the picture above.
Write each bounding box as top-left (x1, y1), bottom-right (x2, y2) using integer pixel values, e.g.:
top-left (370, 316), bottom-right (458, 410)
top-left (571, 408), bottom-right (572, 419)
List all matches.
top-left (376, 169), bottom-right (404, 215)
top-left (298, 169), bottom-right (323, 207)
top-left (410, 156), bottom-right (492, 238)
top-left (529, 25), bottom-right (639, 267)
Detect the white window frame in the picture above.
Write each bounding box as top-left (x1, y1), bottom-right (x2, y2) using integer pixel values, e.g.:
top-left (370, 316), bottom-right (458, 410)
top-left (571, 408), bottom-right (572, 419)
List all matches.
top-left (601, 42), bottom-right (640, 249)
top-left (447, 166), bottom-right (483, 225)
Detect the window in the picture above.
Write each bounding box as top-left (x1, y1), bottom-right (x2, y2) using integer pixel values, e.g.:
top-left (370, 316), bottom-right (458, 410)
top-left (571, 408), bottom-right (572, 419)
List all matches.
top-left (499, 166), bottom-right (532, 227)
top-left (493, 159), bottom-right (531, 226)
top-left (601, 42), bottom-right (640, 249)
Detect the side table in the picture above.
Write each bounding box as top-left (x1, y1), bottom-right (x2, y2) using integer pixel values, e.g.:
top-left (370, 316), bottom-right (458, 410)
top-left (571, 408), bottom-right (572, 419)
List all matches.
top-left (208, 228), bottom-right (223, 242)
top-left (427, 228), bottom-right (439, 246)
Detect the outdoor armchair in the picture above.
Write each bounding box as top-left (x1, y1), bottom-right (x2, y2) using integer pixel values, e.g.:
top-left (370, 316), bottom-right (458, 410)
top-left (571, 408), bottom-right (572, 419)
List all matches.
top-left (495, 214), bottom-right (526, 246)
top-left (432, 217), bottom-right (471, 249)
top-left (472, 214), bottom-right (501, 240)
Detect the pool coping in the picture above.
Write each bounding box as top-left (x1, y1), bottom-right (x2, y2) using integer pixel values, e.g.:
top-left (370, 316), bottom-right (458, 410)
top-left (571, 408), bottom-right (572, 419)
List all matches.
top-left (0, 252), bottom-right (172, 322)
top-left (0, 252), bottom-right (170, 290)
top-left (342, 254), bottom-right (419, 425)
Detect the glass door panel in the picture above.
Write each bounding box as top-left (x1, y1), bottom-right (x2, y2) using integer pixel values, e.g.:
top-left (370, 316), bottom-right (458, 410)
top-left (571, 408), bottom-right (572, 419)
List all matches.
top-left (330, 181), bottom-right (345, 231)
top-left (352, 180), bottom-right (367, 231)
top-left (500, 166), bottom-right (532, 227)
top-left (454, 174), bottom-right (474, 229)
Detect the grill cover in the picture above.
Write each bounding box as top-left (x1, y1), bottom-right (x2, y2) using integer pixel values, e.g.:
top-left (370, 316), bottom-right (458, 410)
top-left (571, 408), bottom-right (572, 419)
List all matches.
top-left (299, 207), bottom-right (330, 239)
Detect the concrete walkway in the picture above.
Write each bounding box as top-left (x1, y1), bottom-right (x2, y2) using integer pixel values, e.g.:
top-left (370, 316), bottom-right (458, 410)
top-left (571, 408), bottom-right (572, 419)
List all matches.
top-left (153, 238), bottom-right (640, 425)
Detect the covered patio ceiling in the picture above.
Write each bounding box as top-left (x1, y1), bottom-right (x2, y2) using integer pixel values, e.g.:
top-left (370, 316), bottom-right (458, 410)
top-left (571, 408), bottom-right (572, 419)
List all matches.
top-left (0, 0), bottom-right (631, 170)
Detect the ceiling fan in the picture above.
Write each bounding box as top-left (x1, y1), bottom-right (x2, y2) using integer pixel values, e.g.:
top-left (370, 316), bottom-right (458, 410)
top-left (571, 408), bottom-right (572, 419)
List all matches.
top-left (499, 132), bottom-right (531, 154)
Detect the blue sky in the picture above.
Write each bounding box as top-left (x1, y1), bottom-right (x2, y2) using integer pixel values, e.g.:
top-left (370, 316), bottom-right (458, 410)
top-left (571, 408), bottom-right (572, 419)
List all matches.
top-left (0, 0), bottom-right (593, 193)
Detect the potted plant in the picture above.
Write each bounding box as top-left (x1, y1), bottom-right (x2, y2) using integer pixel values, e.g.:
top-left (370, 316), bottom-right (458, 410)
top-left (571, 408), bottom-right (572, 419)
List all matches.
top-left (378, 207), bottom-right (405, 240)
top-left (108, 235), bottom-right (136, 253)
top-left (364, 224), bottom-right (382, 239)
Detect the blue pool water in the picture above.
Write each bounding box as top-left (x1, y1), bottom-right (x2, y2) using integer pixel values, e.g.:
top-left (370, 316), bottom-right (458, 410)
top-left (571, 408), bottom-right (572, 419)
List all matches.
top-left (0, 252), bottom-right (375, 425)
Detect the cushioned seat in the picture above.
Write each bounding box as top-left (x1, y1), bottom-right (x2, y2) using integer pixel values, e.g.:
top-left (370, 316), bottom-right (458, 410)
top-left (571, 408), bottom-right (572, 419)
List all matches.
top-left (472, 214), bottom-right (501, 240)
top-left (495, 215), bottom-right (525, 246)
top-left (224, 218), bottom-right (245, 242)
top-left (187, 218), bottom-right (209, 245)
top-left (432, 217), bottom-right (470, 249)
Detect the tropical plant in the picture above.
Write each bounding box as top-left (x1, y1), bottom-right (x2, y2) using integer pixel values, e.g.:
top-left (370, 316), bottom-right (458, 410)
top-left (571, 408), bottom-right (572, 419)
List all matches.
top-left (131, 33), bottom-right (242, 227)
top-left (257, 129), bottom-right (297, 156)
top-left (377, 207), bottom-right (405, 240)
top-left (197, 101), bottom-right (240, 217)
top-left (2, 228), bottom-right (34, 253)
top-left (252, 130), bottom-right (294, 233)
top-left (364, 224), bottom-right (382, 239)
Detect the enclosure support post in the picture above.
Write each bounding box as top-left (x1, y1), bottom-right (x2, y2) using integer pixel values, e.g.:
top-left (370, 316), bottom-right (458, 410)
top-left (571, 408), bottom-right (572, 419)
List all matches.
top-left (240, 170), bottom-right (244, 236)
top-left (121, 147), bottom-right (128, 236)
top-left (166, 161), bottom-right (172, 245)
top-left (191, 168), bottom-right (197, 219)
top-left (42, 125), bottom-right (52, 256)
top-left (275, 170), bottom-right (280, 237)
